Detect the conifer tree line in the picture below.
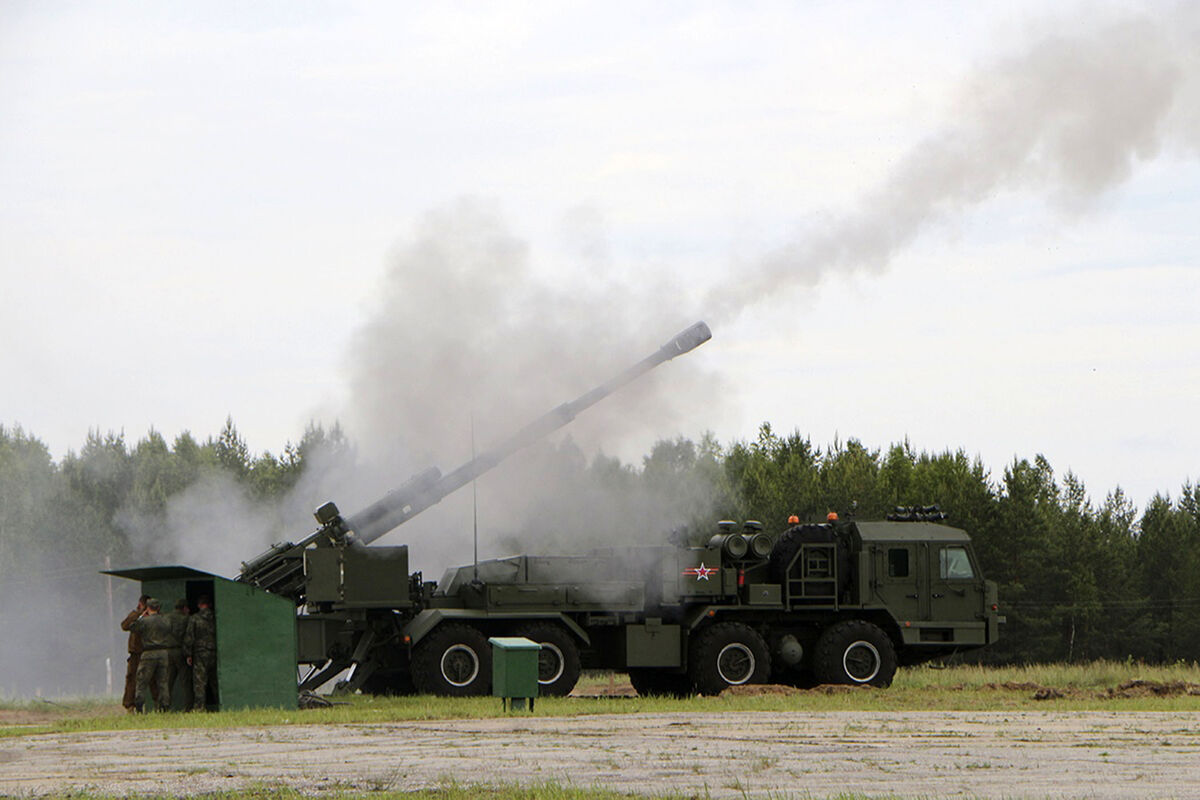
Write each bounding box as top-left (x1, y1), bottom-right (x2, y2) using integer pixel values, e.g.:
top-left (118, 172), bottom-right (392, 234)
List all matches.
top-left (2, 418), bottom-right (1198, 682)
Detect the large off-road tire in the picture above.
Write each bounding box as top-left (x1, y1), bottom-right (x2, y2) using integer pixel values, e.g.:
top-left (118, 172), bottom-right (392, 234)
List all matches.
top-left (627, 668), bottom-right (693, 698)
top-left (514, 622), bottom-right (582, 697)
top-left (687, 622), bottom-right (771, 696)
top-left (812, 620), bottom-right (897, 687)
top-left (411, 623), bottom-right (492, 696)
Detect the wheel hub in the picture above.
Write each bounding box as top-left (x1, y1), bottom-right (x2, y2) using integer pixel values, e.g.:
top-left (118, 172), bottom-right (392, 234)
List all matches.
top-left (842, 640), bottom-right (881, 682)
top-left (716, 642), bottom-right (755, 684)
top-left (440, 644), bottom-right (480, 687)
top-left (536, 642), bottom-right (565, 684)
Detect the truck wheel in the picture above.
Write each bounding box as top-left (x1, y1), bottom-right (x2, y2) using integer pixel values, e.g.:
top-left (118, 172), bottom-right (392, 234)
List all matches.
top-left (411, 623), bottom-right (492, 696)
top-left (687, 622), bottom-right (770, 696)
top-left (514, 623), bottom-right (582, 697)
top-left (628, 668), bottom-right (693, 698)
top-left (813, 620), bottom-right (897, 687)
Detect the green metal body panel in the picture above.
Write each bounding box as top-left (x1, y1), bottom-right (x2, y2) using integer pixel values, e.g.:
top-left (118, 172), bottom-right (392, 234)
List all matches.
top-left (305, 545), bottom-right (410, 608)
top-left (898, 621), bottom-right (987, 646)
top-left (213, 578), bottom-right (297, 710)
top-left (855, 521), bottom-right (972, 543)
top-left (403, 608), bottom-right (593, 647)
top-left (744, 584), bottom-right (781, 605)
top-left (295, 614), bottom-right (338, 663)
top-left (625, 620), bottom-right (682, 667)
top-left (436, 556), bottom-right (645, 612)
top-left (674, 547), bottom-right (735, 598)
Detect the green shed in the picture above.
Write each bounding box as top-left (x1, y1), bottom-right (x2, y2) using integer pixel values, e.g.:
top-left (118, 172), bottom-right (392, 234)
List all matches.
top-left (105, 565), bottom-right (297, 711)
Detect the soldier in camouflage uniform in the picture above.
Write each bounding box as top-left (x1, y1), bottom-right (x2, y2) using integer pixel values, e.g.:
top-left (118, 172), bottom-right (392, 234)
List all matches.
top-left (119, 595), bottom-right (151, 712)
top-left (185, 595), bottom-right (217, 711)
top-left (127, 598), bottom-right (173, 712)
top-left (166, 598), bottom-right (191, 709)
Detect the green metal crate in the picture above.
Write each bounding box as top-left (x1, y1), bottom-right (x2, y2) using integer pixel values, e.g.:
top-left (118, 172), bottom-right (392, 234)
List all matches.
top-left (488, 636), bottom-right (540, 711)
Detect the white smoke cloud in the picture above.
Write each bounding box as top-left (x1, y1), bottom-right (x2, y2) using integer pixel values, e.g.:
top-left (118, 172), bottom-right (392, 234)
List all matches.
top-left (708, 6), bottom-right (1200, 321)
top-left (334, 198), bottom-right (726, 568)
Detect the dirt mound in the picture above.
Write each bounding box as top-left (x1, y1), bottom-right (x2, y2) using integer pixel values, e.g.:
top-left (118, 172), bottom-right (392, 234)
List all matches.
top-left (813, 683), bottom-right (874, 694)
top-left (982, 681), bottom-right (1048, 692)
top-left (1103, 679), bottom-right (1200, 699)
top-left (978, 681), bottom-right (1076, 699)
top-left (569, 677), bottom-right (637, 697)
top-left (724, 682), bottom-right (876, 696)
top-left (979, 678), bottom-right (1200, 701)
top-left (573, 681), bottom-right (874, 698)
top-left (722, 683), bottom-right (803, 697)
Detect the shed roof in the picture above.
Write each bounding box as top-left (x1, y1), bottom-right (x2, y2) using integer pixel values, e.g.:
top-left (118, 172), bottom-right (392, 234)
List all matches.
top-left (102, 565), bottom-right (231, 582)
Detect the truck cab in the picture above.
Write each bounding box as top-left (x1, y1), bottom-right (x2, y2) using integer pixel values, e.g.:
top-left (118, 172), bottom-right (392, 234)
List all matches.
top-left (855, 520), bottom-right (1001, 659)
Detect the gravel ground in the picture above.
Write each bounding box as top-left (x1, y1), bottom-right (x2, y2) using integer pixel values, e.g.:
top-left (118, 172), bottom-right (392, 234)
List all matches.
top-left (3, 710), bottom-right (1200, 798)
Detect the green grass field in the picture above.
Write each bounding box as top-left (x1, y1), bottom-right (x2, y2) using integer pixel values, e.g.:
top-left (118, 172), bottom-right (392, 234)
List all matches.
top-left (3, 660), bottom-right (1199, 740)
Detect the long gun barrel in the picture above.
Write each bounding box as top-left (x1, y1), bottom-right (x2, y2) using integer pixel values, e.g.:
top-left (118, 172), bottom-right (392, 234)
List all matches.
top-left (347, 320), bottom-right (711, 544)
top-left (238, 321), bottom-right (711, 597)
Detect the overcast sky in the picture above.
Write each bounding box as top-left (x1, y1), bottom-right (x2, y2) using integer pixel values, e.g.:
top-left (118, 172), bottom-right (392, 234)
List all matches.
top-left (3, 1), bottom-right (1198, 511)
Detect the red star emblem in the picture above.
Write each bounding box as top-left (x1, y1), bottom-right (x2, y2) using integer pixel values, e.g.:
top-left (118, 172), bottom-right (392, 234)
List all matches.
top-left (682, 562), bottom-right (719, 581)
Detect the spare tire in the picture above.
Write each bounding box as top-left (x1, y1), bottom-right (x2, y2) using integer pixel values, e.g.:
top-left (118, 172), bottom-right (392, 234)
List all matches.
top-left (768, 523), bottom-right (851, 598)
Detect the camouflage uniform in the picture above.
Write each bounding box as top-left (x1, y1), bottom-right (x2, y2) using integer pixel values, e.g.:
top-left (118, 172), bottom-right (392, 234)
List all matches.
top-left (129, 609), bottom-right (174, 711)
top-left (185, 607), bottom-right (217, 710)
top-left (120, 605), bottom-right (163, 711)
top-left (166, 603), bottom-right (191, 709)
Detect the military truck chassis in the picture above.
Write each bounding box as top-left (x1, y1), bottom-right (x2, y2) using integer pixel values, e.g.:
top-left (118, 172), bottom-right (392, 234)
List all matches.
top-left (295, 515), bottom-right (1002, 697)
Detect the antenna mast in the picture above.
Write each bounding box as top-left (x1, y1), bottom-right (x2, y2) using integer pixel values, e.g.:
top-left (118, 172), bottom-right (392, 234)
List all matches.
top-left (471, 411), bottom-right (479, 582)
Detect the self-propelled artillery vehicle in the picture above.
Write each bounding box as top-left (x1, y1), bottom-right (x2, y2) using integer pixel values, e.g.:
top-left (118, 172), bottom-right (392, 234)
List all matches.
top-left (239, 321), bottom-right (1002, 697)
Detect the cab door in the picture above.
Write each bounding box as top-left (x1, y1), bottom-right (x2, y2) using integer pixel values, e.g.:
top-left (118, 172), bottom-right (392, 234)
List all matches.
top-left (928, 543), bottom-right (986, 640)
top-left (872, 543), bottom-right (924, 623)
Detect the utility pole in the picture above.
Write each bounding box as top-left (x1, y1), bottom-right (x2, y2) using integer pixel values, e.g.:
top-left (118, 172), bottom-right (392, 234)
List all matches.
top-left (105, 554), bottom-right (115, 696)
